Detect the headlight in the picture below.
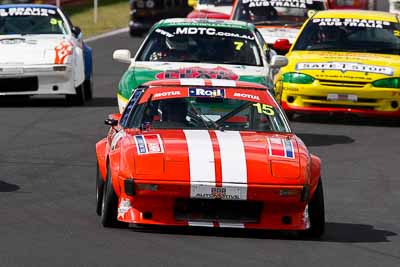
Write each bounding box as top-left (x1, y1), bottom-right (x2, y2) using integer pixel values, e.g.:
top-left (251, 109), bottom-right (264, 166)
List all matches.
top-left (146, 0), bottom-right (155, 8)
top-left (282, 72), bottom-right (315, 84)
top-left (136, 0), bottom-right (145, 8)
top-left (372, 78), bottom-right (400, 89)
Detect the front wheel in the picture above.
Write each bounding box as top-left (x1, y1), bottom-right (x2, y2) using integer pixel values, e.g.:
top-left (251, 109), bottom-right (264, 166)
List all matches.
top-left (300, 178), bottom-right (325, 238)
top-left (96, 162), bottom-right (104, 216)
top-left (101, 165), bottom-right (126, 227)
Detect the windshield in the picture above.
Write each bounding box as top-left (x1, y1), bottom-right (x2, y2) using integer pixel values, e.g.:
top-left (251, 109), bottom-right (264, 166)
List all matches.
top-left (127, 88), bottom-right (290, 133)
top-left (137, 25), bottom-right (263, 66)
top-left (199, 0), bottom-right (233, 6)
top-left (0, 7), bottom-right (67, 35)
top-left (233, 0), bottom-right (326, 26)
top-left (293, 17), bottom-right (400, 55)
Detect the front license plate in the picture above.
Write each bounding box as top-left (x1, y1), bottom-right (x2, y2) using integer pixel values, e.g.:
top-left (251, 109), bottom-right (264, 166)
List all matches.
top-left (327, 93), bottom-right (358, 102)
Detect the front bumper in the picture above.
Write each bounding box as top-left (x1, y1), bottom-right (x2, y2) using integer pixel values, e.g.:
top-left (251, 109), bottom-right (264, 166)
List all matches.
top-left (0, 64), bottom-right (75, 96)
top-left (117, 180), bottom-right (311, 230)
top-left (280, 81), bottom-right (400, 117)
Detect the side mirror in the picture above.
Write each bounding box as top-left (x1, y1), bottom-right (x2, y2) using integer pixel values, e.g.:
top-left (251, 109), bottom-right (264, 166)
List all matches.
top-left (72, 26), bottom-right (82, 39)
top-left (188, 0), bottom-right (198, 7)
top-left (105, 118), bottom-right (118, 127)
top-left (113, 49), bottom-right (132, 64)
top-left (105, 113), bottom-right (122, 126)
top-left (273, 39), bottom-right (291, 53)
top-left (270, 55), bottom-right (288, 68)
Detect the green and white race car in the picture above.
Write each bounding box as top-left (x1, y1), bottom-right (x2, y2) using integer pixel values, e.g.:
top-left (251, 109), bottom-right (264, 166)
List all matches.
top-left (113, 18), bottom-right (288, 112)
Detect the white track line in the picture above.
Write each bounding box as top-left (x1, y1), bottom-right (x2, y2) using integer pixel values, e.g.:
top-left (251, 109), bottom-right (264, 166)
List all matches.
top-left (85, 27), bottom-right (129, 43)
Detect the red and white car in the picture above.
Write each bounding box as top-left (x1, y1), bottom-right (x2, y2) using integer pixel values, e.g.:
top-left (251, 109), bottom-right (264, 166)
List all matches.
top-left (187, 0), bottom-right (234, 19)
top-left (95, 78), bottom-right (325, 237)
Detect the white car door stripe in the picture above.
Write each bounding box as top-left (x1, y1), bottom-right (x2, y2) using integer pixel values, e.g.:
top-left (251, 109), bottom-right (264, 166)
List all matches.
top-left (183, 130), bottom-right (216, 198)
top-left (215, 131), bottom-right (247, 200)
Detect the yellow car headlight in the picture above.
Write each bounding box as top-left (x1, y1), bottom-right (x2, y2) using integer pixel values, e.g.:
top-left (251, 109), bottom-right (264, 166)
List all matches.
top-left (282, 72), bottom-right (315, 84)
top-left (372, 78), bottom-right (400, 89)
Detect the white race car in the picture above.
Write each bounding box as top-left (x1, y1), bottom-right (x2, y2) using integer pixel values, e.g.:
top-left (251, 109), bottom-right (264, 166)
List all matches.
top-left (0, 4), bottom-right (93, 105)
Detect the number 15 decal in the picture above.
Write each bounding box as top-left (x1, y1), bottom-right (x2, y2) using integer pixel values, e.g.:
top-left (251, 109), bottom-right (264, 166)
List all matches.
top-left (253, 103), bottom-right (275, 116)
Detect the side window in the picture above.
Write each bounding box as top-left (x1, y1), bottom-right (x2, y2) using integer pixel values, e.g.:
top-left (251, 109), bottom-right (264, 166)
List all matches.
top-left (255, 29), bottom-right (270, 62)
top-left (120, 89), bottom-right (143, 127)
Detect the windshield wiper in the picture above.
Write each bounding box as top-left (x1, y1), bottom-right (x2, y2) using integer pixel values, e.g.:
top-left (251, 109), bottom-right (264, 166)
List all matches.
top-left (214, 102), bottom-right (251, 127)
top-left (188, 102), bottom-right (224, 131)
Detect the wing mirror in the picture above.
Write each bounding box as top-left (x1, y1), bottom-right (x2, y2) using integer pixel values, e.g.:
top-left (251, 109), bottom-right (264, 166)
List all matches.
top-left (113, 49), bottom-right (132, 64)
top-left (105, 113), bottom-right (122, 126)
top-left (72, 26), bottom-right (82, 39)
top-left (273, 39), bottom-right (291, 54)
top-left (270, 55), bottom-right (288, 68)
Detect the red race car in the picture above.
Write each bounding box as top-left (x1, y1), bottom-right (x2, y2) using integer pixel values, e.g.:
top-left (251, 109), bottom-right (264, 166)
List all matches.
top-left (95, 79), bottom-right (325, 237)
top-left (327, 0), bottom-right (373, 9)
top-left (187, 0), bottom-right (234, 19)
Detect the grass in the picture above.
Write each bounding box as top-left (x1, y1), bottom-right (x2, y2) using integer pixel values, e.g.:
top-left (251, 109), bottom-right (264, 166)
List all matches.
top-left (62, 0), bottom-right (129, 37)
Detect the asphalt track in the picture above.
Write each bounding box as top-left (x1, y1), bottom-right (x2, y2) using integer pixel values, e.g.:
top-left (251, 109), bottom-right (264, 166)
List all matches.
top-left (1, 13), bottom-right (400, 267)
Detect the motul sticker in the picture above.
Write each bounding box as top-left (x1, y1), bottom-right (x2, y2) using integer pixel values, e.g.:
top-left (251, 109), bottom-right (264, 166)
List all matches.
top-left (54, 41), bottom-right (73, 64)
top-left (134, 134), bottom-right (164, 155)
top-left (267, 137), bottom-right (295, 159)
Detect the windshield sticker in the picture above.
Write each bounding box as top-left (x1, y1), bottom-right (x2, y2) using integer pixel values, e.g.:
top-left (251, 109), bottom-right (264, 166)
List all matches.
top-left (394, 30), bottom-right (400, 37)
top-left (234, 92), bottom-right (261, 101)
top-left (242, 0), bottom-right (315, 8)
top-left (253, 103), bottom-right (275, 115)
top-left (312, 18), bottom-right (391, 28)
top-left (189, 88), bottom-right (225, 98)
top-left (156, 67), bottom-right (239, 80)
top-left (153, 91), bottom-right (182, 99)
top-left (296, 62), bottom-right (394, 76)
top-left (0, 7), bottom-right (56, 16)
top-left (157, 27), bottom-right (255, 40)
top-left (134, 134), bottom-right (164, 155)
top-left (234, 41), bottom-right (244, 50)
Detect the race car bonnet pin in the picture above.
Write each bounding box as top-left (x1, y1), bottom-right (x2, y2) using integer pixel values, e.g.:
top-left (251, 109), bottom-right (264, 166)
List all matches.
top-left (189, 88), bottom-right (225, 98)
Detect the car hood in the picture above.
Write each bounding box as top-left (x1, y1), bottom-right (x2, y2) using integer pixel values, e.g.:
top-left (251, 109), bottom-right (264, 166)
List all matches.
top-left (284, 51), bottom-right (400, 82)
top-left (122, 130), bottom-right (303, 185)
top-left (118, 61), bottom-right (268, 101)
top-left (0, 34), bottom-right (72, 65)
top-left (257, 26), bottom-right (300, 44)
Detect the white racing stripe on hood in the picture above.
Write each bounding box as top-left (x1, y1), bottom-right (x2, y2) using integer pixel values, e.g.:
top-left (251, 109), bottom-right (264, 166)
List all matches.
top-left (215, 131), bottom-right (248, 200)
top-left (184, 130), bottom-right (216, 198)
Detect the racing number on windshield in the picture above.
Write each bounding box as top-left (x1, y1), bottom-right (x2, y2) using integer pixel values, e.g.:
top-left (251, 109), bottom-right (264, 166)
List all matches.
top-left (234, 41), bottom-right (244, 51)
top-left (394, 30), bottom-right (400, 37)
top-left (253, 103), bottom-right (274, 116)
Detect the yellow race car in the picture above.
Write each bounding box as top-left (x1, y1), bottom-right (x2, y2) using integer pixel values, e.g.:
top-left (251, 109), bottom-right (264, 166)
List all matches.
top-left (275, 10), bottom-right (400, 117)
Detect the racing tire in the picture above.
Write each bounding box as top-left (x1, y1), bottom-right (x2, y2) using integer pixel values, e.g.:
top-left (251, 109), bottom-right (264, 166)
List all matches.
top-left (300, 178), bottom-right (325, 239)
top-left (66, 84), bottom-right (85, 106)
top-left (84, 77), bottom-right (93, 101)
top-left (101, 165), bottom-right (126, 227)
top-left (96, 162), bottom-right (104, 216)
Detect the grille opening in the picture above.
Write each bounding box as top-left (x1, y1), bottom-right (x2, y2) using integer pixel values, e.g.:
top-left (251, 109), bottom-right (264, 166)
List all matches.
top-left (174, 198), bottom-right (263, 223)
top-left (0, 77), bottom-right (38, 92)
